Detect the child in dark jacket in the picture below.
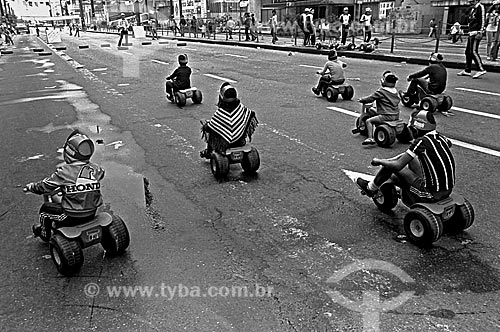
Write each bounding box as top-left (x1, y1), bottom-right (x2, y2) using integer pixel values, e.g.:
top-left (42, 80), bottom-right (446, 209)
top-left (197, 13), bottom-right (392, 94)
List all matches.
top-left (358, 71), bottom-right (401, 145)
top-left (24, 130), bottom-right (105, 241)
top-left (165, 54), bottom-right (192, 101)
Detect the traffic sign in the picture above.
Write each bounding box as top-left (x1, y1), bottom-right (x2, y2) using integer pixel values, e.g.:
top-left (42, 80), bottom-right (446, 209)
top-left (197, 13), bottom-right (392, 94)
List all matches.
top-left (239, 0), bottom-right (248, 7)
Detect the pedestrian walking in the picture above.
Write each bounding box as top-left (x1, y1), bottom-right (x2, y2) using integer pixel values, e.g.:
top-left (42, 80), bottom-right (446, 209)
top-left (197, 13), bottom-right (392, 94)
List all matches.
top-left (117, 13), bottom-right (130, 46)
top-left (226, 16), bottom-right (235, 39)
top-left (339, 7), bottom-right (352, 46)
top-left (250, 13), bottom-right (258, 41)
top-left (180, 15), bottom-right (187, 36)
top-left (36, 25), bottom-right (40, 37)
top-left (486, 8), bottom-right (499, 59)
top-left (428, 18), bottom-right (437, 38)
top-left (457, 0), bottom-right (487, 78)
top-left (269, 10), bottom-right (278, 44)
top-left (74, 23), bottom-right (80, 37)
top-left (150, 19), bottom-right (158, 40)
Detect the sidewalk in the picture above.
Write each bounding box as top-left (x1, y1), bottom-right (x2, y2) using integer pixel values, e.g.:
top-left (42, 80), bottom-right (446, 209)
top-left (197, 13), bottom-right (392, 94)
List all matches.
top-left (82, 30), bottom-right (500, 73)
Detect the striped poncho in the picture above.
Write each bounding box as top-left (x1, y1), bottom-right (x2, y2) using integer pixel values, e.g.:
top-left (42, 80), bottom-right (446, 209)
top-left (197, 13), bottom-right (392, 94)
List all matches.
top-left (202, 101), bottom-right (258, 153)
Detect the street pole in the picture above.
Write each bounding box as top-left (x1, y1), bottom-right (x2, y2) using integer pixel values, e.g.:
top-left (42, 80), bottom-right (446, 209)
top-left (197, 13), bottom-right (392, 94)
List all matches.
top-left (0, 0), bottom-right (5, 19)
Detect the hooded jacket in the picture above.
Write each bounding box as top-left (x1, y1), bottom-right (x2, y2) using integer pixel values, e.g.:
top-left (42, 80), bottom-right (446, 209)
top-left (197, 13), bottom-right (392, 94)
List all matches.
top-left (31, 160), bottom-right (105, 218)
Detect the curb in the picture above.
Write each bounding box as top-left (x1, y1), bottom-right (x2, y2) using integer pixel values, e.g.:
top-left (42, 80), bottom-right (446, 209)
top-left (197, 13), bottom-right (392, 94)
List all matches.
top-left (83, 31), bottom-right (500, 73)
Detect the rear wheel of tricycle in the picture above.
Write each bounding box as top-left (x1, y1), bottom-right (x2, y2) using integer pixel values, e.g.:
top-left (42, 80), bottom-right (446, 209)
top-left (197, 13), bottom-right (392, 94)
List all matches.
top-left (420, 96), bottom-right (438, 113)
top-left (49, 234), bottom-right (84, 276)
top-left (439, 95), bottom-right (453, 111)
top-left (326, 87), bottom-right (339, 102)
top-left (445, 198), bottom-right (475, 234)
top-left (102, 215), bottom-right (130, 256)
top-left (404, 207), bottom-right (443, 246)
top-left (241, 148), bottom-right (260, 174)
top-left (192, 90), bottom-right (203, 104)
top-left (342, 85), bottom-right (354, 100)
top-left (210, 152), bottom-right (230, 179)
top-left (175, 92), bottom-right (186, 107)
top-left (374, 124), bottom-right (396, 147)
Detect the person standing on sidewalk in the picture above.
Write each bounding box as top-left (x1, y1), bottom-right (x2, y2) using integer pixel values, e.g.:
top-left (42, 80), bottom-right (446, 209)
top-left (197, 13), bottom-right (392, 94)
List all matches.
top-left (299, 9), bottom-right (311, 46)
top-left (360, 8), bottom-right (373, 43)
top-left (117, 14), bottom-right (130, 46)
top-left (306, 9), bottom-right (316, 45)
top-left (339, 7), bottom-right (352, 46)
top-left (226, 16), bottom-right (235, 39)
top-left (485, 8), bottom-right (499, 59)
top-left (458, 0), bottom-right (487, 78)
top-left (180, 15), bottom-right (187, 37)
top-left (191, 16), bottom-right (198, 38)
top-left (269, 10), bottom-right (278, 44)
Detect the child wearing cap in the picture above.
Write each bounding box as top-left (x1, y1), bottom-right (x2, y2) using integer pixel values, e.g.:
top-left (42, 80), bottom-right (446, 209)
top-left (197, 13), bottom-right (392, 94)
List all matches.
top-left (358, 71), bottom-right (401, 145)
top-left (312, 49), bottom-right (346, 95)
top-left (165, 54), bottom-right (192, 102)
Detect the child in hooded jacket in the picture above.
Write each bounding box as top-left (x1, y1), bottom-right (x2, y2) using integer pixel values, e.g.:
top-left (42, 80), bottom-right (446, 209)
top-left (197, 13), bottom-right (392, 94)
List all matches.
top-left (358, 71), bottom-right (401, 145)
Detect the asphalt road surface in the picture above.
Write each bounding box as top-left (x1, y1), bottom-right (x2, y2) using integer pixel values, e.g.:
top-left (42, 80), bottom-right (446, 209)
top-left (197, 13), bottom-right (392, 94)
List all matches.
top-left (1, 32), bottom-right (500, 332)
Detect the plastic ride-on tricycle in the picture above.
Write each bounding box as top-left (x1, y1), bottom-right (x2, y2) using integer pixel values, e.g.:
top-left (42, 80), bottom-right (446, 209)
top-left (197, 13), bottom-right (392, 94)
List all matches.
top-left (317, 74), bottom-right (355, 103)
top-left (400, 85), bottom-right (453, 113)
top-left (210, 144), bottom-right (260, 179)
top-left (367, 178), bottom-right (475, 246)
top-left (168, 86), bottom-right (203, 107)
top-left (352, 103), bottom-right (412, 147)
top-left (32, 189), bottom-right (130, 276)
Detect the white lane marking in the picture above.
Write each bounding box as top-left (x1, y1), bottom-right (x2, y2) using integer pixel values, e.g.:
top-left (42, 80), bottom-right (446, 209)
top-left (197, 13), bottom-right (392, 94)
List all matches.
top-left (327, 106), bottom-right (359, 117)
top-left (92, 67), bottom-right (108, 71)
top-left (300, 64), bottom-right (322, 69)
top-left (182, 47), bottom-right (197, 51)
top-left (342, 169), bottom-right (375, 183)
top-left (450, 139), bottom-right (500, 158)
top-left (455, 87), bottom-right (500, 97)
top-left (117, 83), bottom-right (130, 86)
top-left (152, 59), bottom-right (169, 65)
top-left (203, 73), bottom-right (237, 83)
top-left (225, 53), bottom-right (248, 58)
top-left (328, 105), bottom-right (500, 158)
top-left (451, 106), bottom-right (500, 120)
top-left (123, 51), bottom-right (134, 56)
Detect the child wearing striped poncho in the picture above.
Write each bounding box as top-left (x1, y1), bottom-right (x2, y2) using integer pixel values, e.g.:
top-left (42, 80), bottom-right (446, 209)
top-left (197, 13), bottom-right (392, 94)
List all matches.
top-left (200, 83), bottom-right (258, 158)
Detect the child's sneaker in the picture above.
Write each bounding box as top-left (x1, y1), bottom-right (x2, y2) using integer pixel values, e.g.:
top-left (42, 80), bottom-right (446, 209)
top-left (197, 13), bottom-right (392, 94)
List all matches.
top-left (472, 70), bottom-right (487, 79)
top-left (356, 178), bottom-right (378, 197)
top-left (457, 70), bottom-right (471, 77)
top-left (362, 138), bottom-right (376, 145)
